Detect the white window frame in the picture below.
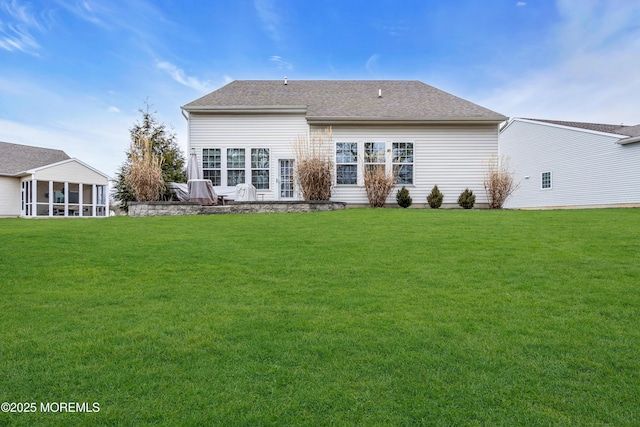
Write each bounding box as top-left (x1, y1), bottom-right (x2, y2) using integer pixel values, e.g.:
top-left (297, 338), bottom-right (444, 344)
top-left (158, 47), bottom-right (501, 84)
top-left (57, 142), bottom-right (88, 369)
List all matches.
top-left (541, 171), bottom-right (552, 190)
top-left (334, 140), bottom-right (416, 186)
top-left (202, 147), bottom-right (271, 190)
top-left (202, 148), bottom-right (222, 186)
top-left (250, 148), bottom-right (270, 190)
top-left (335, 142), bottom-right (358, 185)
top-left (392, 142), bottom-right (414, 185)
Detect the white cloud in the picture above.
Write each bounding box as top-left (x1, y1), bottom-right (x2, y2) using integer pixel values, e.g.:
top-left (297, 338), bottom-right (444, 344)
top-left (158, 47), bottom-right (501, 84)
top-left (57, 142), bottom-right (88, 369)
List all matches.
top-left (365, 53), bottom-right (380, 74)
top-left (223, 75), bottom-right (233, 84)
top-left (108, 106), bottom-right (121, 113)
top-left (516, 2), bottom-right (527, 6)
top-left (270, 55), bottom-right (293, 70)
top-left (254, 0), bottom-right (281, 41)
top-left (156, 61), bottom-right (212, 93)
top-left (479, 1), bottom-right (640, 125)
top-left (0, 0), bottom-right (44, 54)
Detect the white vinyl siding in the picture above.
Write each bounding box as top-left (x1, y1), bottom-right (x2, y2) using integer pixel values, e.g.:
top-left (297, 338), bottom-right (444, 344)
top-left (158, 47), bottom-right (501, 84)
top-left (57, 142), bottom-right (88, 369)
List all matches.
top-left (499, 119), bottom-right (640, 209)
top-left (0, 176), bottom-right (21, 217)
top-left (189, 113), bottom-right (308, 200)
top-left (317, 124), bottom-right (498, 205)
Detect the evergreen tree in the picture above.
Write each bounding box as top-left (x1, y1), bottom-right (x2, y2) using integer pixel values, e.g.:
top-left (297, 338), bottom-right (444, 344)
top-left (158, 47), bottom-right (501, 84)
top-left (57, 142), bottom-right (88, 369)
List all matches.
top-left (113, 101), bottom-right (186, 210)
top-left (396, 186), bottom-right (412, 208)
top-left (458, 188), bottom-right (476, 209)
top-left (427, 185), bottom-right (444, 209)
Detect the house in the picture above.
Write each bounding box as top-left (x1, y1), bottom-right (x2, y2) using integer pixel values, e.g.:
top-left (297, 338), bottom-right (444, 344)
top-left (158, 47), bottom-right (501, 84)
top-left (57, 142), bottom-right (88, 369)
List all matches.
top-left (0, 141), bottom-right (109, 218)
top-left (499, 118), bottom-right (640, 209)
top-left (181, 80), bottom-right (507, 206)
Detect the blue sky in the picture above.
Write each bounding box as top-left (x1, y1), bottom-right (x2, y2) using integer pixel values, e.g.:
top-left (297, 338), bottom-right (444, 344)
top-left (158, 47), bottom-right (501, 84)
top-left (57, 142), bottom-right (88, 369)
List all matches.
top-left (2, 0), bottom-right (639, 178)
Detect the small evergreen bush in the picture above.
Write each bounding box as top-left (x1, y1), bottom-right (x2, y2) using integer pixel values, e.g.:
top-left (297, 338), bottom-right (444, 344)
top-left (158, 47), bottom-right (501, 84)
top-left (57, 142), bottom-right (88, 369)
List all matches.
top-left (427, 185), bottom-right (444, 209)
top-left (458, 188), bottom-right (476, 209)
top-left (396, 186), bottom-right (412, 208)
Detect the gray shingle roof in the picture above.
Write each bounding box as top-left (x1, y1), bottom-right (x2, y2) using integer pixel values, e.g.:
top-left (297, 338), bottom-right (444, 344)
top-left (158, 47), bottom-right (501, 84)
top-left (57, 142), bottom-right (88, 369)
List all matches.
top-left (526, 118), bottom-right (640, 138)
top-left (0, 141), bottom-right (70, 176)
top-left (183, 80), bottom-right (506, 122)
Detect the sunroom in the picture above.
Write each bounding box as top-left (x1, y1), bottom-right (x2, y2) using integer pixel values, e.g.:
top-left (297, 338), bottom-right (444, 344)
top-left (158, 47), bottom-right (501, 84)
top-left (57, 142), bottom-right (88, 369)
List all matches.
top-left (20, 159), bottom-right (109, 218)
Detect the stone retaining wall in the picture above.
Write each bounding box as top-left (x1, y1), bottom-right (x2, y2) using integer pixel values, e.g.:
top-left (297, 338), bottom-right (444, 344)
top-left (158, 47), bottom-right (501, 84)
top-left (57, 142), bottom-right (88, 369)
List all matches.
top-left (128, 201), bottom-right (346, 217)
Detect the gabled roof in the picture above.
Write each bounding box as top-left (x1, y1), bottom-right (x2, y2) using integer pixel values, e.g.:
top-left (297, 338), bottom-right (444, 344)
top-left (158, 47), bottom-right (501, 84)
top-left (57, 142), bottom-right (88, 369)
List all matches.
top-left (0, 141), bottom-right (70, 176)
top-left (522, 118), bottom-right (640, 138)
top-left (182, 80), bottom-right (506, 123)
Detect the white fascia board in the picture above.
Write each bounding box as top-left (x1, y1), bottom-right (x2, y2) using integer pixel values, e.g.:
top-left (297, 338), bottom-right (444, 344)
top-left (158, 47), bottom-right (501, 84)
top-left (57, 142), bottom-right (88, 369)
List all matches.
top-left (306, 116), bottom-right (506, 125)
top-left (508, 118), bottom-right (628, 139)
top-left (181, 105), bottom-right (308, 114)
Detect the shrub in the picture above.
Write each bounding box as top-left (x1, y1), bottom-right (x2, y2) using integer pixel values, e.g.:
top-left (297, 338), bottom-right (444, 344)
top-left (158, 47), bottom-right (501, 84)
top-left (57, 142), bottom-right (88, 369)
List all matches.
top-left (458, 188), bottom-right (475, 209)
top-left (427, 185), bottom-right (444, 209)
top-left (293, 128), bottom-right (334, 201)
top-left (396, 186), bottom-right (412, 208)
top-left (484, 154), bottom-right (519, 209)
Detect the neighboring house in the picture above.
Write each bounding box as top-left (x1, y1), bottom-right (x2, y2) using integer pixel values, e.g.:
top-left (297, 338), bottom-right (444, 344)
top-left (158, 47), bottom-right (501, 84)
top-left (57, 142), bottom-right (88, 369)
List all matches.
top-left (0, 141), bottom-right (109, 218)
top-left (181, 80), bottom-right (506, 206)
top-left (499, 118), bottom-right (640, 209)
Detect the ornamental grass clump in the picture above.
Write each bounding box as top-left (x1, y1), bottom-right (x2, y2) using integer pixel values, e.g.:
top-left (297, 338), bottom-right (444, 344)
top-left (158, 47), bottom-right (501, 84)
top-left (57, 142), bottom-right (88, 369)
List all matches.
top-left (126, 133), bottom-right (165, 202)
top-left (427, 185), bottom-right (444, 209)
top-left (293, 128), bottom-right (334, 201)
top-left (364, 165), bottom-right (397, 208)
top-left (484, 154), bottom-right (519, 209)
top-left (458, 188), bottom-right (476, 209)
top-left (396, 186), bottom-right (412, 208)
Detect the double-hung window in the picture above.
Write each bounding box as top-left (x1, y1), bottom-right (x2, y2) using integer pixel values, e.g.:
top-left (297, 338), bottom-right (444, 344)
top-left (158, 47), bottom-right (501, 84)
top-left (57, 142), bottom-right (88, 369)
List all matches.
top-left (336, 142), bottom-right (358, 185)
top-left (202, 148), bottom-right (221, 186)
top-left (251, 148), bottom-right (270, 189)
top-left (227, 148), bottom-right (245, 186)
top-left (393, 142), bottom-right (414, 184)
top-left (364, 142), bottom-right (386, 174)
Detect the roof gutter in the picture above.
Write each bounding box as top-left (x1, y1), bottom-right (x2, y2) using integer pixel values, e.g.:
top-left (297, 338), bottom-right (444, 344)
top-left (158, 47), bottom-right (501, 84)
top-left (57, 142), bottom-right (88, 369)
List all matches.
top-left (306, 116), bottom-right (507, 125)
top-left (618, 135), bottom-right (640, 145)
top-left (181, 105), bottom-right (308, 114)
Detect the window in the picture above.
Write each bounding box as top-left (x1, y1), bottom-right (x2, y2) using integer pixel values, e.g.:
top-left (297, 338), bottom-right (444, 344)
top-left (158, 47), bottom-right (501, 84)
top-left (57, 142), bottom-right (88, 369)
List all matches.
top-left (202, 148), bottom-right (221, 186)
top-left (393, 142), bottom-right (414, 184)
top-left (336, 142), bottom-right (358, 184)
top-left (227, 148), bottom-right (245, 186)
top-left (251, 148), bottom-right (270, 189)
top-left (541, 171), bottom-right (552, 189)
top-left (364, 142), bottom-right (386, 173)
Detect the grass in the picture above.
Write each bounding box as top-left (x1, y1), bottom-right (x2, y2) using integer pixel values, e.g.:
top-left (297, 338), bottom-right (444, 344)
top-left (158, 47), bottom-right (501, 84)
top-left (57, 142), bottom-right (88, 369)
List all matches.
top-left (1, 208), bottom-right (639, 426)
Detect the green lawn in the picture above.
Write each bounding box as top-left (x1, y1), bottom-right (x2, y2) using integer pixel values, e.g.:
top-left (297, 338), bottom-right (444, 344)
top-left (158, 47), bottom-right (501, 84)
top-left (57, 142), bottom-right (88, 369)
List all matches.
top-left (1, 209), bottom-right (639, 426)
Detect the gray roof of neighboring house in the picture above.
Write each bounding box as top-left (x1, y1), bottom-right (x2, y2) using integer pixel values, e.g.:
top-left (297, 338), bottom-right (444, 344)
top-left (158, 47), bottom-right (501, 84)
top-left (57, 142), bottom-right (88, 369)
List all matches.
top-left (183, 80), bottom-right (506, 122)
top-left (525, 118), bottom-right (640, 138)
top-left (0, 141), bottom-right (70, 176)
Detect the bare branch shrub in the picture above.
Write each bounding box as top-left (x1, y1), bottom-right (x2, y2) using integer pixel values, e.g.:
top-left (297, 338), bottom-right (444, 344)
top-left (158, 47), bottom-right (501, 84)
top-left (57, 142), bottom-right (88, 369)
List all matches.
top-left (126, 133), bottom-right (165, 202)
top-left (484, 154), bottom-right (519, 209)
top-left (293, 128), bottom-right (334, 201)
top-left (364, 164), bottom-right (397, 208)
